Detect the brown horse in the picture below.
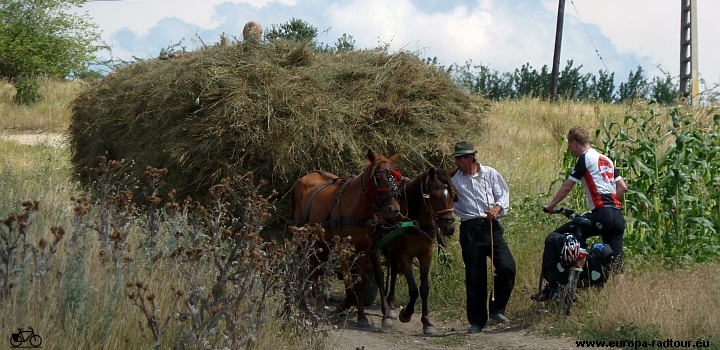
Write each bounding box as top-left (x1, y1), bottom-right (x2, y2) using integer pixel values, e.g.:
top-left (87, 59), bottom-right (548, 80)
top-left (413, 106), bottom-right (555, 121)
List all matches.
top-left (290, 149), bottom-right (402, 327)
top-left (383, 167), bottom-right (456, 335)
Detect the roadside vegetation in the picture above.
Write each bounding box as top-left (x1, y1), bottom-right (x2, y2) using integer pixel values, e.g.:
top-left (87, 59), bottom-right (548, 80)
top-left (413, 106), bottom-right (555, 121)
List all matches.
top-left (1, 78), bottom-right (719, 349)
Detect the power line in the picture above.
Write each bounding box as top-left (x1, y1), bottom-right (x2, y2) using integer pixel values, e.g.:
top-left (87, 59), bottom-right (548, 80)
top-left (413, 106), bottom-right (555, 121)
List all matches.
top-left (570, 0), bottom-right (608, 71)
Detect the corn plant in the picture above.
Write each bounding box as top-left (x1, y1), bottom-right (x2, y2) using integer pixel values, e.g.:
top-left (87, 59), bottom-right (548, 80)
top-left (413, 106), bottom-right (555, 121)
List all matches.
top-left (596, 108), bottom-right (720, 264)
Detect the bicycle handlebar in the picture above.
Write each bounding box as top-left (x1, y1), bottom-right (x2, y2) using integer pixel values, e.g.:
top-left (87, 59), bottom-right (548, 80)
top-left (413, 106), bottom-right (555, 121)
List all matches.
top-left (551, 207), bottom-right (575, 217)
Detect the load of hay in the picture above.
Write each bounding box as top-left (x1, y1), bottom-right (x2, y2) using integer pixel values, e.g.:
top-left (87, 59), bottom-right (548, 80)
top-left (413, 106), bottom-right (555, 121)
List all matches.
top-left (69, 39), bottom-right (487, 217)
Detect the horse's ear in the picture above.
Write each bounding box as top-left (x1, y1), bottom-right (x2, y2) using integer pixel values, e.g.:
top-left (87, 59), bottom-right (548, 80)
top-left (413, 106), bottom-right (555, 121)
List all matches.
top-left (388, 153), bottom-right (401, 164)
top-left (366, 149), bottom-right (376, 162)
top-left (429, 167), bottom-right (436, 179)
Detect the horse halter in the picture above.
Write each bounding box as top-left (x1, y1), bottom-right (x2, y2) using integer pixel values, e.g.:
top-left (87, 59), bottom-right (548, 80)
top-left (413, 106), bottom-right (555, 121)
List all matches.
top-left (363, 163), bottom-right (402, 210)
top-left (420, 175), bottom-right (455, 227)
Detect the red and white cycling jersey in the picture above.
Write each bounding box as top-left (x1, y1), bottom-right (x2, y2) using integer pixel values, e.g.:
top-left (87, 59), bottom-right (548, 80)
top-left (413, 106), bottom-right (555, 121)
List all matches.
top-left (569, 148), bottom-right (623, 210)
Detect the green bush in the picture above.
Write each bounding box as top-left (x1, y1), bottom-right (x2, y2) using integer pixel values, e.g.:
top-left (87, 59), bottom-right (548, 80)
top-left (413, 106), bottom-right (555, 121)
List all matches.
top-left (12, 75), bottom-right (42, 105)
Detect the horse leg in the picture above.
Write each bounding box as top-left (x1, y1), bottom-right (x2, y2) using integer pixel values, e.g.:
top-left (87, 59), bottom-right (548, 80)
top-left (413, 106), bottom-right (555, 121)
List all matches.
top-left (335, 256), bottom-right (355, 313)
top-left (398, 255), bottom-right (418, 323)
top-left (337, 276), bottom-right (353, 313)
top-left (418, 254), bottom-right (437, 335)
top-left (386, 254), bottom-right (399, 319)
top-left (370, 249), bottom-right (393, 328)
top-left (354, 254), bottom-right (371, 328)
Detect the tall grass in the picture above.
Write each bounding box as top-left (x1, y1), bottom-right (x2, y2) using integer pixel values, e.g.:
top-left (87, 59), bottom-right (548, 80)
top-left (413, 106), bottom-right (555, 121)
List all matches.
top-left (0, 77), bottom-right (81, 132)
top-left (1, 82), bottom-right (718, 349)
top-left (475, 98), bottom-right (628, 194)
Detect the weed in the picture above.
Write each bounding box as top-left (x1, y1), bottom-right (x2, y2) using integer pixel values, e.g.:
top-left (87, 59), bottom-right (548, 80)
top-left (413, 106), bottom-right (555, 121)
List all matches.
top-left (0, 201), bottom-right (39, 298)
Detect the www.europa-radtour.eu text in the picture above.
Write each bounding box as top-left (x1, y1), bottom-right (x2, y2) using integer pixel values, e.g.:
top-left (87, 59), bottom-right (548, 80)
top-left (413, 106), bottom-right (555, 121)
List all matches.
top-left (575, 339), bottom-right (711, 348)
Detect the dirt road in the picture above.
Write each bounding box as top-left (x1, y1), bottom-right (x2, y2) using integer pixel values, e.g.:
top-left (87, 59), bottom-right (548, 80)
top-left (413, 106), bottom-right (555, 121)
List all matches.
top-left (323, 303), bottom-right (581, 350)
top-left (1, 133), bottom-right (66, 147)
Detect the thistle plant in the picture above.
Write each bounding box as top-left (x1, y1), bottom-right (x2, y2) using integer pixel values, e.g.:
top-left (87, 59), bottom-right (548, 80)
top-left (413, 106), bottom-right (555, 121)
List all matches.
top-left (280, 224), bottom-right (353, 332)
top-left (125, 280), bottom-right (182, 350)
top-left (0, 201), bottom-right (39, 298)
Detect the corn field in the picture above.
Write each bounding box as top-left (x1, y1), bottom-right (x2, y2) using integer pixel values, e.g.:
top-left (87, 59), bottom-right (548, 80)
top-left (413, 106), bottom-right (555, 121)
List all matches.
top-left (595, 108), bottom-right (720, 264)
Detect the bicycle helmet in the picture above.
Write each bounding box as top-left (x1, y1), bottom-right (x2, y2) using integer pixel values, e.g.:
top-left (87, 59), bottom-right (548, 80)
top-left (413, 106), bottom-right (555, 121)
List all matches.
top-left (560, 234), bottom-right (580, 267)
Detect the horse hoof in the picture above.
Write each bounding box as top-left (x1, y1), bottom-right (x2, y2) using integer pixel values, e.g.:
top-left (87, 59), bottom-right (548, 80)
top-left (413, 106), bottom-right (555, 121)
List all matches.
top-left (388, 309), bottom-right (398, 319)
top-left (423, 326), bottom-right (438, 335)
top-left (399, 311), bottom-right (411, 323)
top-left (357, 318), bottom-right (371, 328)
top-left (381, 318), bottom-right (393, 328)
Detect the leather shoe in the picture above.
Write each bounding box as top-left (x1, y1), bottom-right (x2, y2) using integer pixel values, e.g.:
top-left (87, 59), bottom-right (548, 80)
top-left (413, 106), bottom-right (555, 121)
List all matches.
top-left (489, 313), bottom-right (509, 323)
top-left (467, 324), bottom-right (482, 334)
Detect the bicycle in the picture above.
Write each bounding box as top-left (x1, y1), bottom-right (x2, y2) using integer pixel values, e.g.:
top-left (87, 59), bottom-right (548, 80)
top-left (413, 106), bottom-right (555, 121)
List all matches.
top-left (10, 327), bottom-right (42, 348)
top-left (532, 207), bottom-right (591, 317)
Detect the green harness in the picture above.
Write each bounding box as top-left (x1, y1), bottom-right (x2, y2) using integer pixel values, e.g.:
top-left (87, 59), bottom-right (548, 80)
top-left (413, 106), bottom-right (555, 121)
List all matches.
top-left (371, 221), bottom-right (416, 252)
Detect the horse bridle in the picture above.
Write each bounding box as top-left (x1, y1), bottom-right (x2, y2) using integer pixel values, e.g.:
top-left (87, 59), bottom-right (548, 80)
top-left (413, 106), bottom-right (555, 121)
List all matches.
top-left (419, 175), bottom-right (455, 232)
top-left (363, 163), bottom-right (402, 211)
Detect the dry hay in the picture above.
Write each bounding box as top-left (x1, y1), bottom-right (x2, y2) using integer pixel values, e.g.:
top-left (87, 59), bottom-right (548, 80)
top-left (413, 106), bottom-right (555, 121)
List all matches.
top-left (69, 39), bottom-right (487, 222)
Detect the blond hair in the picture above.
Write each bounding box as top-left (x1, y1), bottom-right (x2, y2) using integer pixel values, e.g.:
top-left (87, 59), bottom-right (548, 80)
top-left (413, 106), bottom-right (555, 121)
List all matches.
top-left (242, 21), bottom-right (263, 42)
top-left (567, 126), bottom-right (590, 145)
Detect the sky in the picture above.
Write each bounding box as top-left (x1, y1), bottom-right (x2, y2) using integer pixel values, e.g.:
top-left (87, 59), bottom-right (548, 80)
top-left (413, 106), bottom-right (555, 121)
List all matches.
top-left (76, 0), bottom-right (720, 89)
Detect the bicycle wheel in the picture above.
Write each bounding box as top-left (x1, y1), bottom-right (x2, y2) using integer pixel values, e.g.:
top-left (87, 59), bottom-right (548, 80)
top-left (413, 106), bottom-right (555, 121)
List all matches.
top-left (558, 270), bottom-right (579, 316)
top-left (546, 289), bottom-right (561, 314)
top-left (30, 334), bottom-right (42, 347)
top-left (9, 335), bottom-right (22, 348)
top-left (347, 269), bottom-right (379, 307)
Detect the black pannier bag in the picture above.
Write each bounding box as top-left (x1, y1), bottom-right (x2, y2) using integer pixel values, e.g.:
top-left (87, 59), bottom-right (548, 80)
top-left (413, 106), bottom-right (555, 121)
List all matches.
top-left (579, 243), bottom-right (615, 287)
top-left (541, 231), bottom-right (572, 284)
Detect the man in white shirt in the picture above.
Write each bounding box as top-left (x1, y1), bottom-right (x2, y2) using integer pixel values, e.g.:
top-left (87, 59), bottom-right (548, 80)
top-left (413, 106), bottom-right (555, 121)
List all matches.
top-left (450, 141), bottom-right (515, 334)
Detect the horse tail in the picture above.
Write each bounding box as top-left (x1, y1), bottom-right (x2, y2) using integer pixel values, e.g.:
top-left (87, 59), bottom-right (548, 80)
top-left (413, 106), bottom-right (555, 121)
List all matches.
top-left (286, 179), bottom-right (301, 229)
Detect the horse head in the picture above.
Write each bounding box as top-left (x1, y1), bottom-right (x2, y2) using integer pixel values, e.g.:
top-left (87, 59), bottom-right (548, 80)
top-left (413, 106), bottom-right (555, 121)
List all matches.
top-left (363, 149), bottom-right (402, 221)
top-left (421, 167), bottom-right (456, 238)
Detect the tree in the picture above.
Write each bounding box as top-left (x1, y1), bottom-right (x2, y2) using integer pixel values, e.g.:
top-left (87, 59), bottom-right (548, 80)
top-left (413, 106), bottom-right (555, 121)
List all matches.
top-left (650, 72), bottom-right (678, 106)
top-left (333, 33), bottom-right (355, 53)
top-left (264, 18), bottom-right (318, 43)
top-left (591, 70), bottom-right (615, 103)
top-left (0, 0), bottom-right (104, 103)
top-left (617, 66), bottom-right (648, 102)
top-left (557, 60), bottom-right (593, 100)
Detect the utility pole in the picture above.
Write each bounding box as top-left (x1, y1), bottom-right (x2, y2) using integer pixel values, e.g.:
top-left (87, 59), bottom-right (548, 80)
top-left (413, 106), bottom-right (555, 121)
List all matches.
top-left (680, 0), bottom-right (699, 105)
top-left (550, 0), bottom-right (566, 101)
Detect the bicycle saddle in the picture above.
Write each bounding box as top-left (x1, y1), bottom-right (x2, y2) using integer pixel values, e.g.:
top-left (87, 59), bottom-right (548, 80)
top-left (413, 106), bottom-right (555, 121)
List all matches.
top-left (572, 216), bottom-right (592, 228)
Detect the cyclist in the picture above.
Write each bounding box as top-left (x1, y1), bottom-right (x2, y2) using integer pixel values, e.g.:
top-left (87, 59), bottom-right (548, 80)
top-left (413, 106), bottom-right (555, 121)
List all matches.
top-left (542, 126), bottom-right (628, 293)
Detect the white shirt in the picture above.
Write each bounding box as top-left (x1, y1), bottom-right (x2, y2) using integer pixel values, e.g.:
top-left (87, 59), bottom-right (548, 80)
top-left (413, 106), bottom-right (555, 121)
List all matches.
top-left (569, 148), bottom-right (623, 210)
top-left (451, 163), bottom-right (510, 221)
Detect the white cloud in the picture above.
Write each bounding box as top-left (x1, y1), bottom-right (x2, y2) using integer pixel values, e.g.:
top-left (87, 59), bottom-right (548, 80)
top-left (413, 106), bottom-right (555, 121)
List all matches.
top-left (77, 0), bottom-right (720, 86)
top-left (80, 0), bottom-right (294, 35)
top-left (552, 0), bottom-right (720, 83)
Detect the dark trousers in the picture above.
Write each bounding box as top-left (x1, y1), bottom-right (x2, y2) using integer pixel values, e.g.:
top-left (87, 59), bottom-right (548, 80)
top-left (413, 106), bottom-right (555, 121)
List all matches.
top-left (459, 218), bottom-right (516, 328)
top-left (555, 207), bottom-right (625, 273)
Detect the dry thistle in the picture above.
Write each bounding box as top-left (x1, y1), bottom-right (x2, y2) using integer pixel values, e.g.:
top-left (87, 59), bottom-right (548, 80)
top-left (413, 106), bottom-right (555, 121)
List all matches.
top-left (50, 226), bottom-right (65, 242)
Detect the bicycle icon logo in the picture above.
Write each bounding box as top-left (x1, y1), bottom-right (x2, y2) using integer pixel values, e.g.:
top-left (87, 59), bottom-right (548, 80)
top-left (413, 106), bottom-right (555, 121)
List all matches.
top-left (10, 327), bottom-right (42, 348)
